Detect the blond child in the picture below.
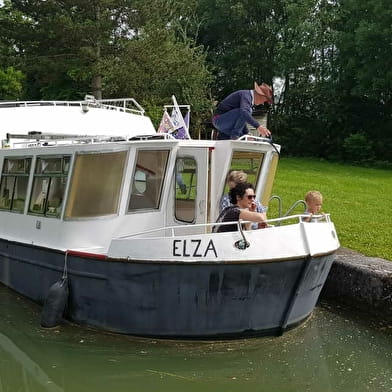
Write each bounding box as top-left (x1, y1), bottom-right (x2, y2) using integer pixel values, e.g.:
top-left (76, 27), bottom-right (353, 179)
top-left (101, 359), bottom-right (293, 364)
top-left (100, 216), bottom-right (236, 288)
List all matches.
top-left (303, 190), bottom-right (324, 222)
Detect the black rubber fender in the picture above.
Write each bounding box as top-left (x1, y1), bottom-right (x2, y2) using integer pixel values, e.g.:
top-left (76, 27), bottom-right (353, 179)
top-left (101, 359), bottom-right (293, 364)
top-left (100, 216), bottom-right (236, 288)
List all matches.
top-left (40, 278), bottom-right (69, 328)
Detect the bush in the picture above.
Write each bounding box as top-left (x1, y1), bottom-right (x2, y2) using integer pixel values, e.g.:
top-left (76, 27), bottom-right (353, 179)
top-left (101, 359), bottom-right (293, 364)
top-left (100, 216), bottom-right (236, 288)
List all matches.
top-left (342, 133), bottom-right (375, 164)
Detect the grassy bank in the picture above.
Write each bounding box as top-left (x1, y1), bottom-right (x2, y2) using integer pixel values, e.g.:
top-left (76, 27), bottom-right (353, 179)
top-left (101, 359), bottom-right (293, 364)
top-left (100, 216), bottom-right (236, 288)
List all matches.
top-left (268, 157), bottom-right (392, 261)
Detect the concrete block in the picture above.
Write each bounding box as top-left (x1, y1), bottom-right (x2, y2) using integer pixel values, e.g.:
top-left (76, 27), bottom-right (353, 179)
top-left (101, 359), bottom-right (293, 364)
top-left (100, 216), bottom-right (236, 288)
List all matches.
top-left (321, 248), bottom-right (392, 321)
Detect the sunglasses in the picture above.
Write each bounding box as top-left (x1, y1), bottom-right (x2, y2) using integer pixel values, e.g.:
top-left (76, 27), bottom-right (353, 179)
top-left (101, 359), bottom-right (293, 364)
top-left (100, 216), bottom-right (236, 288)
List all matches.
top-left (246, 195), bottom-right (256, 200)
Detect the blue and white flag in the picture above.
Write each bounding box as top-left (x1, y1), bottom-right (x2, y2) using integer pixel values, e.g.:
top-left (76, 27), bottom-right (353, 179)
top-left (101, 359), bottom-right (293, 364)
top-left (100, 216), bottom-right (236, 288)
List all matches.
top-left (175, 112), bottom-right (190, 139)
top-left (171, 95), bottom-right (191, 139)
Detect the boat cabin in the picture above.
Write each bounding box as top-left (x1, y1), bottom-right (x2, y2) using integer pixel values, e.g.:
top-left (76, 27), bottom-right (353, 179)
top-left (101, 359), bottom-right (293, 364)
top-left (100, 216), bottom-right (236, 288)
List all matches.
top-left (0, 124), bottom-right (279, 255)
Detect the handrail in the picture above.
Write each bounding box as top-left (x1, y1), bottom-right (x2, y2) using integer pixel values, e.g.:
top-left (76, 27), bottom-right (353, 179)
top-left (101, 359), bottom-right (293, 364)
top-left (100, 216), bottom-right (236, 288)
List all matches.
top-left (98, 98), bottom-right (145, 115)
top-left (129, 133), bottom-right (176, 141)
top-left (0, 97), bottom-right (145, 116)
top-left (113, 213), bottom-right (330, 240)
top-left (238, 135), bottom-right (281, 155)
top-left (283, 199), bottom-right (306, 217)
top-left (268, 196), bottom-right (306, 219)
top-left (238, 135), bottom-right (273, 143)
top-left (269, 195), bottom-right (283, 218)
top-left (0, 100), bottom-right (78, 106)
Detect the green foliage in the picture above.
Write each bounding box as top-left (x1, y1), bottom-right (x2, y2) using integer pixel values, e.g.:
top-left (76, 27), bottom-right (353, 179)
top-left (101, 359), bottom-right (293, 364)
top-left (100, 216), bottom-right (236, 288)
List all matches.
top-left (0, 0), bottom-right (390, 163)
top-left (335, 0), bottom-right (392, 103)
top-left (342, 133), bottom-right (375, 164)
top-left (194, 0), bottom-right (280, 96)
top-left (102, 25), bottom-right (212, 135)
top-left (0, 0), bottom-right (146, 99)
top-left (0, 0), bottom-right (212, 129)
top-left (269, 157), bottom-right (392, 260)
top-left (0, 66), bottom-right (25, 100)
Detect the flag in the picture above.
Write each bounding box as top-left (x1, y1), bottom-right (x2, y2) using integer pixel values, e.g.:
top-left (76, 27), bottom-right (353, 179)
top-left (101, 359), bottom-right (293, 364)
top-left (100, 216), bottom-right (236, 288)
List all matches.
top-left (157, 110), bottom-right (175, 133)
top-left (170, 95), bottom-right (191, 139)
top-left (175, 111), bottom-right (190, 139)
top-left (170, 96), bottom-right (186, 131)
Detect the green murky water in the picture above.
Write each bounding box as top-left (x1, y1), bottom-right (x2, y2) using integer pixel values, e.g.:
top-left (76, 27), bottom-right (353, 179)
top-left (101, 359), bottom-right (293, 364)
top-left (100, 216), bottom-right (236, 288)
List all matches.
top-left (0, 284), bottom-right (391, 392)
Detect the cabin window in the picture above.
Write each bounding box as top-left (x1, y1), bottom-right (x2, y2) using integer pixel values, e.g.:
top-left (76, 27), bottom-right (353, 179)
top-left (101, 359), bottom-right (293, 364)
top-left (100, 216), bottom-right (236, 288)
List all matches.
top-left (175, 157), bottom-right (197, 223)
top-left (128, 149), bottom-right (169, 211)
top-left (28, 156), bottom-right (70, 217)
top-left (261, 152), bottom-right (279, 206)
top-left (223, 150), bottom-right (265, 196)
top-left (65, 151), bottom-right (127, 218)
top-left (0, 157), bottom-right (31, 212)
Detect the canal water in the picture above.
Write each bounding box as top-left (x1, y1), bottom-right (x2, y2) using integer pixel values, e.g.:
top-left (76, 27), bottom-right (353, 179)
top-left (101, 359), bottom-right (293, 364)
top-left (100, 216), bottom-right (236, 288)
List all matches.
top-left (0, 284), bottom-right (391, 392)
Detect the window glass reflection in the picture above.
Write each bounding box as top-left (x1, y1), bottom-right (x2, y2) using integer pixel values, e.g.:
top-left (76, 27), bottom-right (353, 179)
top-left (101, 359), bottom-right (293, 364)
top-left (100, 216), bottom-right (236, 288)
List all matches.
top-left (128, 150), bottom-right (169, 211)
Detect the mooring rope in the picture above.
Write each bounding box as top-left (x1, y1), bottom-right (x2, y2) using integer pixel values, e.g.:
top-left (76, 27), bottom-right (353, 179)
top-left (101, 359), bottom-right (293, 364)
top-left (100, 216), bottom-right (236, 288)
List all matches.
top-left (62, 251), bottom-right (68, 281)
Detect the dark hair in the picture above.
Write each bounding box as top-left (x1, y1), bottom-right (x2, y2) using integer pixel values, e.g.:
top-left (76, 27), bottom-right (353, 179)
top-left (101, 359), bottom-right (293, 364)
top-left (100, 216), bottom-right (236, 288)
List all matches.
top-left (229, 182), bottom-right (254, 204)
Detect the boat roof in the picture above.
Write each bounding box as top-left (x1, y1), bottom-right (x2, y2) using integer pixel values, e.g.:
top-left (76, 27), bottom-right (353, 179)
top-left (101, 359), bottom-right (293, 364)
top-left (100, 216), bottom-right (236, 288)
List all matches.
top-left (0, 97), bottom-right (156, 145)
top-left (0, 96), bottom-right (281, 156)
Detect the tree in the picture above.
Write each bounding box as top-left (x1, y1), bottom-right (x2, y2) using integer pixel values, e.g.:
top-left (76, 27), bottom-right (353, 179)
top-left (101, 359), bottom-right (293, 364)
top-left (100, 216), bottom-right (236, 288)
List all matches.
top-left (1, 0), bottom-right (390, 161)
top-left (191, 0), bottom-right (391, 163)
top-left (0, 66), bottom-right (25, 100)
top-left (0, 0), bottom-right (139, 99)
top-left (0, 0), bottom-right (212, 116)
top-left (272, 0), bottom-right (342, 158)
top-left (332, 0), bottom-right (392, 162)
top-left (102, 24), bottom-right (212, 134)
top-left (194, 0), bottom-right (283, 98)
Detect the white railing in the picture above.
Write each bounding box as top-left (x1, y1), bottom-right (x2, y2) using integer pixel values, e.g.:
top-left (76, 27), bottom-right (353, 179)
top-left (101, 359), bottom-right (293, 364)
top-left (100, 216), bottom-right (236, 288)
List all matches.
top-left (0, 97), bottom-right (145, 116)
top-left (0, 100), bottom-right (82, 108)
top-left (98, 98), bottom-right (145, 115)
top-left (113, 214), bottom-right (331, 240)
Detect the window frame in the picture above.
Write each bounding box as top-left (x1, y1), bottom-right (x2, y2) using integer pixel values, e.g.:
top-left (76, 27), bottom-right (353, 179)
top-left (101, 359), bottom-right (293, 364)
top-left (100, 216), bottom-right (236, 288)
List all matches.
top-left (0, 156), bottom-right (32, 213)
top-left (28, 155), bottom-right (71, 218)
top-left (174, 156), bottom-right (197, 223)
top-left (64, 150), bottom-right (128, 220)
top-left (127, 148), bottom-right (170, 213)
top-left (222, 150), bottom-right (265, 200)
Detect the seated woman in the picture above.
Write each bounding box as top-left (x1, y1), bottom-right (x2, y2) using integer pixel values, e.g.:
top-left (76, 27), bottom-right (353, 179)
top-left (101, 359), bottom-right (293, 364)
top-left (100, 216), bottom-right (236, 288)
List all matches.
top-left (214, 182), bottom-right (267, 232)
top-left (219, 170), bottom-right (267, 214)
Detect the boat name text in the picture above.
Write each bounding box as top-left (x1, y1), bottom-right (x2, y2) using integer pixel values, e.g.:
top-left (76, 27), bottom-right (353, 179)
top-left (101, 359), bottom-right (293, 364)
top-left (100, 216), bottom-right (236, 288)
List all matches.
top-left (173, 239), bottom-right (217, 258)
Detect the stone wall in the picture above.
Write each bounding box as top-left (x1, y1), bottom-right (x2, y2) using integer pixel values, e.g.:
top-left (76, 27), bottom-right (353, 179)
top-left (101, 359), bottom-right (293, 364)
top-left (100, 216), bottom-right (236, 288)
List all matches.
top-left (321, 248), bottom-right (392, 322)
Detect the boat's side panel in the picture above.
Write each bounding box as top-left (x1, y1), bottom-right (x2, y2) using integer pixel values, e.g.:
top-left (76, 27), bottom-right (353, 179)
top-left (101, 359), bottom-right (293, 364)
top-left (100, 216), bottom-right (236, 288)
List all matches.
top-left (0, 239), bottom-right (64, 304)
top-left (67, 256), bottom-right (305, 336)
top-left (282, 254), bottom-right (335, 326)
top-left (108, 221), bottom-right (339, 263)
top-left (0, 238), bottom-right (335, 337)
top-left (108, 223), bottom-right (310, 261)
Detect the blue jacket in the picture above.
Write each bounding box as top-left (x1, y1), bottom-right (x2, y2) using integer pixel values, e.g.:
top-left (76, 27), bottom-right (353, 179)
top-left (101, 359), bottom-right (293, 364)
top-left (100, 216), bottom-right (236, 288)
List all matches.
top-left (215, 90), bottom-right (260, 129)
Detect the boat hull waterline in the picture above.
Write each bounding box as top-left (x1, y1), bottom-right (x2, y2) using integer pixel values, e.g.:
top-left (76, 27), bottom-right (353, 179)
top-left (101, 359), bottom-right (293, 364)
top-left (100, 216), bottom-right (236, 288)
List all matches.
top-left (0, 238), bottom-right (335, 338)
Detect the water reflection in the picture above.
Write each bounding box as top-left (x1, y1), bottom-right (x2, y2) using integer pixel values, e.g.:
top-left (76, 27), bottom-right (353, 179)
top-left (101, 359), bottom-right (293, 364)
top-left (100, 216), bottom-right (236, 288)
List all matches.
top-left (0, 284), bottom-right (391, 392)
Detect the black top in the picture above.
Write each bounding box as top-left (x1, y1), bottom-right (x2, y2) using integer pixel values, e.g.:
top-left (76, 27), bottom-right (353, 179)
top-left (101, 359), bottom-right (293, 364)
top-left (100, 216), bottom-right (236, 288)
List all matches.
top-left (213, 206), bottom-right (241, 233)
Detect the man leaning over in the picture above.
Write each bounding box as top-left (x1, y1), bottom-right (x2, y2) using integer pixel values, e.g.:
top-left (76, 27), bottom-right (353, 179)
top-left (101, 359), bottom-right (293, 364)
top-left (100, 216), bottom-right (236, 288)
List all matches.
top-left (212, 82), bottom-right (273, 140)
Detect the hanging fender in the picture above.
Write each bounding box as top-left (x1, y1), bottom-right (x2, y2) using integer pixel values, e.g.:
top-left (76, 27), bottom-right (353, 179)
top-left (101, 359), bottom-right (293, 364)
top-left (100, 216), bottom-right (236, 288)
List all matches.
top-left (40, 277), bottom-right (69, 328)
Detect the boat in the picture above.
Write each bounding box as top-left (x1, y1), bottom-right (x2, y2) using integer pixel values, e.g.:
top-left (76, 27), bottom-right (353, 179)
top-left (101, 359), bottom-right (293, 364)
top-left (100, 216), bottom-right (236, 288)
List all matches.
top-left (0, 96), bottom-right (340, 338)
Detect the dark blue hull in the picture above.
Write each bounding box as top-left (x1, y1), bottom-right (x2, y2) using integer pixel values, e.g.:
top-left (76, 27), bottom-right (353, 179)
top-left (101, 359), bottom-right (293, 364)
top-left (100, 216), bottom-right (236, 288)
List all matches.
top-left (0, 238), bottom-right (335, 338)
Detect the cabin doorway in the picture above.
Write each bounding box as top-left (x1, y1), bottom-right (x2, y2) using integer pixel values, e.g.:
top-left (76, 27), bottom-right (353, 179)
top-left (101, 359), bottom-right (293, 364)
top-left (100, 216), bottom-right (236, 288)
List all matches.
top-left (168, 147), bottom-right (209, 228)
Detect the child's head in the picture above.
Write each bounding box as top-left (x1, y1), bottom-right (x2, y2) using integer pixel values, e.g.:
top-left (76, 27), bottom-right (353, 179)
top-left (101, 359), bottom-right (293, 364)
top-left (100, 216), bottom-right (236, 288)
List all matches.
top-left (227, 170), bottom-right (247, 189)
top-left (305, 190), bottom-right (323, 214)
